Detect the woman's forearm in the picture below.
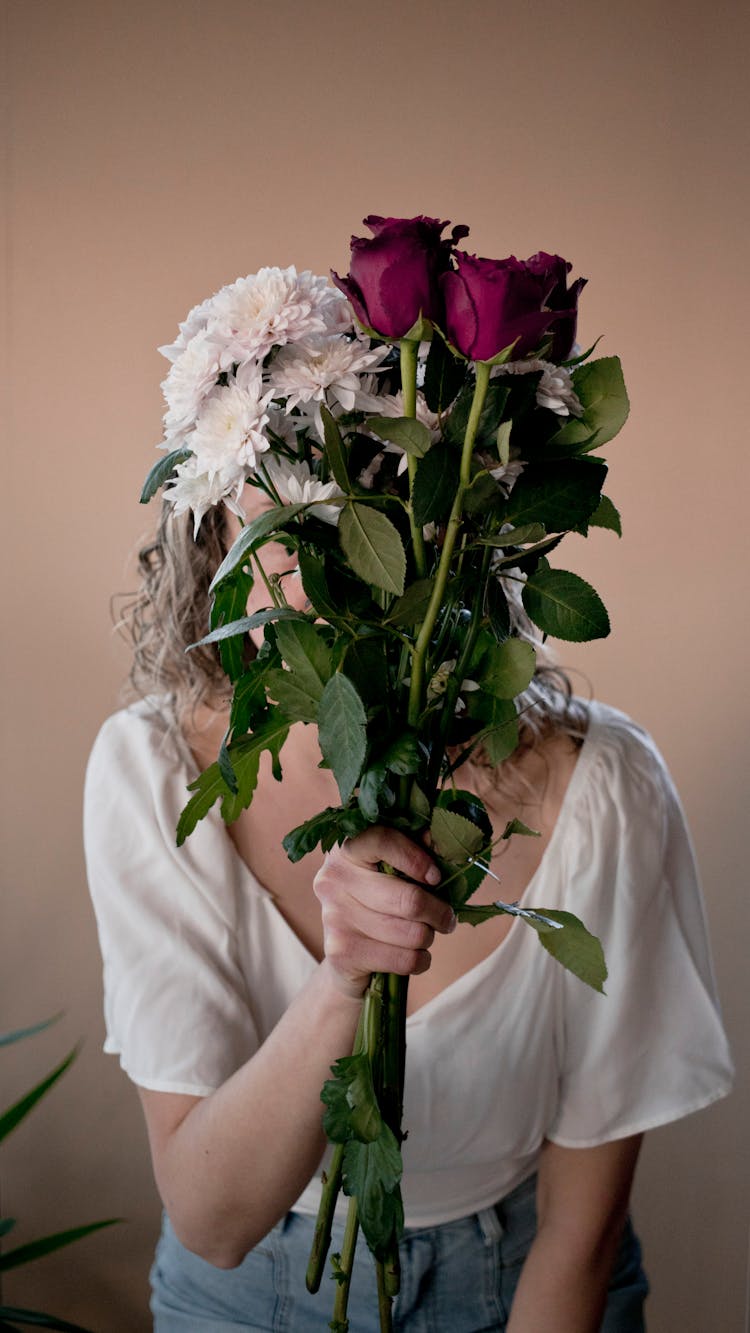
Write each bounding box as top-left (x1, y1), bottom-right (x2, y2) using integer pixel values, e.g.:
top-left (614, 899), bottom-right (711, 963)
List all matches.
top-left (153, 960), bottom-right (363, 1267)
top-left (506, 1222), bottom-right (623, 1333)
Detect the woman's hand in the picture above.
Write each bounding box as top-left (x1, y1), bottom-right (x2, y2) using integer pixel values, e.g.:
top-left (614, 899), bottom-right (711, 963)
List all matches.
top-left (313, 826), bottom-right (457, 999)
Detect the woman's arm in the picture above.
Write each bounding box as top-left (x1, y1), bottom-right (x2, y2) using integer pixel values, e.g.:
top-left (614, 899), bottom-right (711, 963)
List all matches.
top-left (506, 1134), bottom-right (643, 1333)
top-left (137, 827), bottom-right (453, 1269)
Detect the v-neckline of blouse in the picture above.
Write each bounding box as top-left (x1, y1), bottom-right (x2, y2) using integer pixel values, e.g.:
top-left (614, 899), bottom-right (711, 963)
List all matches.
top-left (173, 701), bottom-right (601, 1025)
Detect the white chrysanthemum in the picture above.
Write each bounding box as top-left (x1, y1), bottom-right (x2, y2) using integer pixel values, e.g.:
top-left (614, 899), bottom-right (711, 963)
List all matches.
top-left (160, 330), bottom-right (222, 435)
top-left (158, 293), bottom-right (217, 363)
top-left (489, 458), bottom-right (525, 489)
top-left (163, 455), bottom-right (246, 537)
top-left (188, 378), bottom-right (272, 477)
top-left (262, 456), bottom-right (344, 526)
top-left (492, 358), bottom-right (583, 418)
top-left (269, 335), bottom-right (390, 415)
top-left (207, 267), bottom-right (346, 368)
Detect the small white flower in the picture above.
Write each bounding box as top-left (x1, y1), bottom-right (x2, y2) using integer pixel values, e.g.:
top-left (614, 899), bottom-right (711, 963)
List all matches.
top-left (163, 455), bottom-right (246, 538)
top-left (262, 455), bottom-right (344, 526)
top-left (160, 329), bottom-right (222, 435)
top-left (188, 378), bottom-right (272, 477)
top-left (489, 458), bottom-right (525, 489)
top-left (268, 334), bottom-right (390, 416)
top-left (492, 358), bottom-right (583, 418)
top-left (427, 659), bottom-right (480, 707)
top-left (356, 389), bottom-right (440, 476)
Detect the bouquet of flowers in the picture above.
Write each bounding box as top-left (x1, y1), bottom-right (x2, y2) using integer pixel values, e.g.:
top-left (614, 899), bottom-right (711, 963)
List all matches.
top-left (141, 214), bottom-right (628, 1332)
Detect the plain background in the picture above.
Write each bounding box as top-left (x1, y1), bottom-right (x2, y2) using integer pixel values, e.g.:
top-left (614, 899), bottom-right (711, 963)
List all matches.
top-left (3, 0), bottom-right (748, 1328)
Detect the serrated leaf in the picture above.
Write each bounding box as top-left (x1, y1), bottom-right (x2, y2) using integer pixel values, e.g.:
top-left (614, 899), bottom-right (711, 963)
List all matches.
top-left (322, 1053), bottom-right (382, 1143)
top-left (523, 569), bottom-right (610, 642)
top-left (0, 1220), bottom-right (121, 1273)
top-left (357, 765), bottom-right (387, 821)
top-left (320, 405), bottom-right (352, 491)
top-left (588, 494), bottom-right (622, 536)
top-left (229, 658), bottom-right (277, 735)
top-left (364, 415), bottom-right (432, 458)
top-left (275, 620), bottom-right (332, 701)
top-left (429, 807), bottom-right (485, 864)
top-left (386, 578), bottom-right (434, 627)
top-left (480, 639), bottom-right (536, 699)
top-left (176, 717), bottom-right (289, 843)
top-left (500, 818), bottom-right (541, 839)
top-left (265, 668), bottom-right (320, 724)
top-left (503, 460), bottom-right (607, 533)
top-left (298, 551), bottom-right (340, 620)
top-left (445, 381), bottom-right (509, 446)
top-left (0, 1050), bottom-right (78, 1144)
top-left (208, 572), bottom-right (255, 682)
top-left (465, 693), bottom-right (519, 765)
top-left (282, 805), bottom-right (369, 862)
top-left (525, 908), bottom-right (607, 992)
top-left (210, 503), bottom-right (307, 590)
top-left (423, 334), bottom-right (467, 413)
top-left (318, 674), bottom-right (367, 804)
top-left (139, 447), bottom-right (191, 503)
top-left (381, 732), bottom-right (422, 776)
top-left (339, 504), bottom-right (405, 596)
top-left (342, 1128), bottom-right (404, 1256)
top-left (411, 442), bottom-right (457, 527)
top-left (554, 356), bottom-right (629, 450)
top-left (463, 471), bottom-right (502, 516)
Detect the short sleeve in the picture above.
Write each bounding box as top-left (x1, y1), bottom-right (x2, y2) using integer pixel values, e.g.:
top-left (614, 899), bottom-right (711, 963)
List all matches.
top-left (83, 706), bottom-right (259, 1096)
top-left (548, 710), bottom-right (734, 1147)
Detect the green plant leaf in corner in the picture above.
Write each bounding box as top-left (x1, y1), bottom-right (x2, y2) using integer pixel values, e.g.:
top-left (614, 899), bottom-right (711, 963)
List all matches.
top-left (0, 1049), bottom-right (78, 1144)
top-left (139, 447), bottom-right (192, 503)
top-left (588, 494), bottom-right (622, 536)
top-left (429, 808), bottom-right (485, 864)
top-left (342, 1128), bottom-right (404, 1257)
top-left (339, 503), bottom-right (406, 596)
top-left (320, 404), bottom-right (352, 492)
top-left (0, 1219), bottom-right (122, 1273)
top-left (522, 569), bottom-right (610, 642)
top-left (318, 674), bottom-right (367, 804)
top-left (525, 908), bottom-right (607, 992)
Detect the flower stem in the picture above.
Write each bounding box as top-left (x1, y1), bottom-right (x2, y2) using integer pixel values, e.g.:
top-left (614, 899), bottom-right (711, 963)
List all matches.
top-left (400, 339), bottom-right (427, 580)
top-left (331, 1196), bottom-right (360, 1329)
top-left (406, 361), bottom-right (492, 730)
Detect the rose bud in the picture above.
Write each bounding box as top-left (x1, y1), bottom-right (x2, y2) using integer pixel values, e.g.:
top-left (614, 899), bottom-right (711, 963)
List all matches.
top-left (441, 251), bottom-right (566, 364)
top-left (331, 215), bottom-right (469, 340)
top-left (524, 251), bottom-right (587, 361)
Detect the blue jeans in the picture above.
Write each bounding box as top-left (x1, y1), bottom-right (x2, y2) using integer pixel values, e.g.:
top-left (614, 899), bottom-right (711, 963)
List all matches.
top-left (150, 1173), bottom-right (648, 1331)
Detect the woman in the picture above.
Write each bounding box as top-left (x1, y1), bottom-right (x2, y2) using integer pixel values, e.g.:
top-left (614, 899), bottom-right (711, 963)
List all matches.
top-left (84, 488), bottom-right (734, 1332)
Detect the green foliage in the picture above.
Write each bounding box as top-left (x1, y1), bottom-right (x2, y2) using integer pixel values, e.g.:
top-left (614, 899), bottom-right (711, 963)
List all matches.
top-left (587, 494), bottom-right (622, 536)
top-left (525, 909), bottom-right (608, 992)
top-left (341, 1131), bottom-right (403, 1259)
top-left (339, 505), bottom-right (405, 596)
top-left (550, 356), bottom-right (629, 453)
top-left (522, 569), bottom-right (610, 642)
top-left (364, 416), bottom-right (433, 459)
top-left (210, 503), bottom-right (308, 590)
top-left (502, 460), bottom-right (606, 532)
top-left (318, 675), bottom-right (368, 804)
top-left (480, 639), bottom-right (536, 699)
top-left (422, 334), bottom-right (466, 413)
top-left (411, 442), bottom-right (456, 526)
top-left (282, 806), bottom-right (369, 862)
top-left (321, 405), bottom-right (353, 491)
top-left (177, 715), bottom-right (290, 843)
top-left (139, 446), bottom-right (191, 503)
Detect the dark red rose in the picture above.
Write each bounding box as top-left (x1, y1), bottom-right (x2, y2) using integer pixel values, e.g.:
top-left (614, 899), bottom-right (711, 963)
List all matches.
top-left (441, 250), bottom-right (586, 364)
top-left (524, 251), bottom-right (587, 361)
top-left (331, 215), bottom-right (469, 339)
top-left (441, 251), bottom-right (566, 363)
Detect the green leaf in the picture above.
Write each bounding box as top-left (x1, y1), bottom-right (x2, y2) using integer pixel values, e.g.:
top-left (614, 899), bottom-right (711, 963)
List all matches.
top-left (525, 908), bottom-right (608, 992)
top-left (275, 620), bottom-right (332, 701)
top-left (523, 569), bottom-right (610, 642)
top-left (429, 807), bottom-right (485, 864)
top-left (339, 637), bottom-right (389, 710)
top-left (0, 1016), bottom-right (62, 1049)
top-left (208, 572), bottom-right (254, 682)
top-left (0, 1219), bottom-right (16, 1238)
top-left (139, 447), bottom-right (192, 503)
top-left (318, 674), bottom-right (368, 804)
top-left (357, 765), bottom-right (388, 821)
top-left (364, 415), bottom-right (433, 458)
top-left (422, 334), bottom-right (467, 413)
top-left (381, 732), bottom-right (422, 776)
top-left (477, 522), bottom-right (546, 547)
top-left (282, 805), bottom-right (369, 862)
top-left (496, 420), bottom-right (512, 467)
top-left (342, 1128), bottom-right (404, 1257)
top-left (210, 503), bottom-right (307, 590)
top-left (445, 381), bottom-right (509, 446)
top-left (196, 606), bottom-right (306, 647)
top-left (322, 1054), bottom-right (382, 1144)
top-left (486, 579), bottom-right (510, 642)
top-left (462, 471), bottom-right (502, 516)
top-left (0, 1049), bottom-right (77, 1144)
top-left (265, 668), bottom-right (320, 724)
top-left (386, 578), bottom-right (434, 627)
top-left (339, 504), bottom-right (405, 596)
top-left (500, 818), bottom-right (541, 840)
top-left (502, 460), bottom-right (607, 533)
top-left (411, 442), bottom-right (457, 527)
top-left (0, 1308), bottom-right (100, 1332)
top-left (176, 717), bottom-right (290, 843)
top-left (466, 694), bottom-right (519, 765)
top-left (480, 639), bottom-right (536, 699)
top-left (554, 356), bottom-right (629, 451)
top-left (298, 551), bottom-right (340, 621)
top-left (0, 1220), bottom-right (121, 1273)
top-left (587, 494), bottom-right (622, 536)
top-left (320, 405), bottom-right (352, 491)
top-left (229, 659), bottom-right (277, 735)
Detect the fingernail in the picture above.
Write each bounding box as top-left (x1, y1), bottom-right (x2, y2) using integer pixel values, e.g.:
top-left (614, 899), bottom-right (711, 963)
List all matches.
top-left (425, 865), bottom-right (441, 886)
top-left (447, 912), bottom-right (458, 933)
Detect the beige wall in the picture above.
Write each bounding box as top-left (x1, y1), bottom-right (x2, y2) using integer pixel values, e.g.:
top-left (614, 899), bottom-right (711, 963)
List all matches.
top-left (3, 0), bottom-right (748, 1327)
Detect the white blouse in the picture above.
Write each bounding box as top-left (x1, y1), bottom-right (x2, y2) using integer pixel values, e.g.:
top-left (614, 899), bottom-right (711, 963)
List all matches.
top-left (83, 698), bottom-right (733, 1228)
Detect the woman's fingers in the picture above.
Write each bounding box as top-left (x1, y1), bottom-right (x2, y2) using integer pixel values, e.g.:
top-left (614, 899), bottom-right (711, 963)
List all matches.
top-left (342, 825), bottom-right (443, 887)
